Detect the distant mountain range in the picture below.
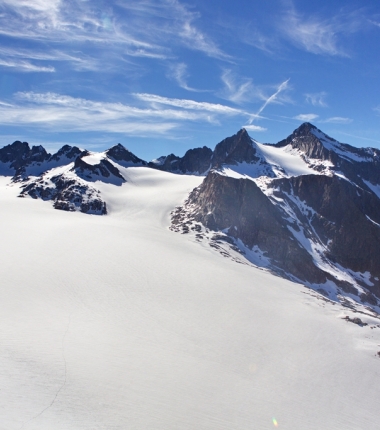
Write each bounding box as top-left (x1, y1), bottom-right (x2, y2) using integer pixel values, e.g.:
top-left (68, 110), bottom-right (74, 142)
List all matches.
top-left (1, 122), bottom-right (380, 310)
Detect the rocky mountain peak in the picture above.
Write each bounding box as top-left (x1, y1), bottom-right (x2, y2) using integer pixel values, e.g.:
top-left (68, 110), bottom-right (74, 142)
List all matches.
top-left (106, 144), bottom-right (147, 166)
top-left (292, 122), bottom-right (317, 136)
top-left (149, 146), bottom-right (212, 175)
top-left (211, 128), bottom-right (260, 167)
top-left (0, 140), bottom-right (50, 178)
top-left (73, 155), bottom-right (125, 185)
top-left (50, 145), bottom-right (84, 162)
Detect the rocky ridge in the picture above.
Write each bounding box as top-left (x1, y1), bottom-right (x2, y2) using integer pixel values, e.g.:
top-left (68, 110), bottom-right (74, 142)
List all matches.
top-left (148, 146), bottom-right (212, 175)
top-left (1, 124), bottom-right (380, 311)
top-left (170, 124), bottom-right (380, 312)
top-left (1, 142), bottom-right (139, 214)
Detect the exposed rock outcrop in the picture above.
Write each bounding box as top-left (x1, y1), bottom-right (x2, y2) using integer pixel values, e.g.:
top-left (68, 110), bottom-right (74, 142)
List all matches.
top-left (149, 146), bottom-right (212, 175)
top-left (20, 173), bottom-right (107, 215)
top-left (211, 128), bottom-right (261, 167)
top-left (106, 144), bottom-right (147, 167)
top-left (74, 155), bottom-right (125, 185)
top-left (171, 124), bottom-right (380, 310)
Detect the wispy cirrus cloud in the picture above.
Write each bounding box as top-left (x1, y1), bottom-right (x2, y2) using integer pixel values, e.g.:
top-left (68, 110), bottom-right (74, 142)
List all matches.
top-left (241, 27), bottom-right (275, 54)
top-left (133, 92), bottom-right (257, 119)
top-left (243, 124), bottom-right (267, 132)
top-left (305, 92), bottom-right (328, 107)
top-left (116, 0), bottom-right (229, 59)
top-left (279, 6), bottom-right (364, 57)
top-left (369, 20), bottom-right (380, 28)
top-left (293, 113), bottom-right (319, 122)
top-left (219, 70), bottom-right (261, 104)
top-left (0, 0), bottom-right (229, 80)
top-left (0, 46), bottom-right (98, 71)
top-left (167, 63), bottom-right (207, 92)
top-left (374, 105), bottom-right (380, 115)
top-left (219, 71), bottom-right (292, 112)
top-left (0, 0), bottom-right (162, 74)
top-left (0, 58), bottom-right (55, 72)
top-left (280, 10), bottom-right (344, 56)
top-left (322, 117), bottom-right (352, 124)
top-left (0, 91), bottom-right (257, 136)
top-left (0, 0), bottom-right (215, 55)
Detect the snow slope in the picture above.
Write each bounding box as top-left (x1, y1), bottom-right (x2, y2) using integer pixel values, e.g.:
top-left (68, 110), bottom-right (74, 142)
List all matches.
top-left (0, 172), bottom-right (380, 430)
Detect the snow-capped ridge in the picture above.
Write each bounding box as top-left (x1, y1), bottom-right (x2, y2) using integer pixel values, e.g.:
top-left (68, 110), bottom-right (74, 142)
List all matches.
top-left (73, 153), bottom-right (126, 185)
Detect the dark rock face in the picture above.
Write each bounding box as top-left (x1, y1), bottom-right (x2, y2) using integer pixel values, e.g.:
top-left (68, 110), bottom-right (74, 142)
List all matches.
top-left (149, 146), bottom-right (212, 175)
top-left (0, 141), bottom-right (88, 179)
top-left (49, 145), bottom-right (84, 163)
top-left (276, 122), bottom-right (380, 187)
top-left (19, 152), bottom-right (125, 214)
top-left (178, 146), bottom-right (212, 174)
top-left (275, 123), bottom-right (333, 160)
top-left (150, 153), bottom-right (180, 171)
top-left (1, 141), bottom-right (136, 216)
top-left (268, 174), bottom-right (380, 299)
top-left (280, 175), bottom-right (380, 272)
top-left (176, 170), bottom-right (380, 304)
top-left (0, 141), bottom-right (49, 178)
top-left (20, 174), bottom-right (107, 215)
top-left (343, 316), bottom-right (368, 326)
top-left (211, 128), bottom-right (261, 167)
top-left (171, 125), bottom-right (380, 308)
top-left (106, 144), bottom-right (147, 167)
top-left (183, 171), bottom-right (327, 284)
top-left (74, 156), bottom-right (125, 185)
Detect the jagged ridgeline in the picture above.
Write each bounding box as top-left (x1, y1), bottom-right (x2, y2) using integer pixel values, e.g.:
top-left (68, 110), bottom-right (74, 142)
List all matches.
top-left (1, 123), bottom-right (380, 309)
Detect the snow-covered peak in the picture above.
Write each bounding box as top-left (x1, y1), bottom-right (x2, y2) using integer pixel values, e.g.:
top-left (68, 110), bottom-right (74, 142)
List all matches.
top-left (310, 127), bottom-right (377, 162)
top-left (215, 128), bottom-right (329, 182)
top-left (81, 151), bottom-right (107, 166)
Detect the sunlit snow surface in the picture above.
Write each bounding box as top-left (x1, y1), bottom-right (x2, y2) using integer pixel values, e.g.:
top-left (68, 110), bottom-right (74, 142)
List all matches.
top-left (1, 171), bottom-right (380, 430)
top-left (81, 152), bottom-right (107, 165)
top-left (256, 142), bottom-right (318, 177)
top-left (218, 139), bottom-right (334, 181)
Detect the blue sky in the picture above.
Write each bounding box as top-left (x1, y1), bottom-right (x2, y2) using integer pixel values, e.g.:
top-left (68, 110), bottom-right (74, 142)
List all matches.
top-left (0, 0), bottom-right (379, 160)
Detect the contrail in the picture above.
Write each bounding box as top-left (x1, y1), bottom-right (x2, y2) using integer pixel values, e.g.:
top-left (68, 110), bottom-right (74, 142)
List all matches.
top-left (252, 78), bottom-right (290, 121)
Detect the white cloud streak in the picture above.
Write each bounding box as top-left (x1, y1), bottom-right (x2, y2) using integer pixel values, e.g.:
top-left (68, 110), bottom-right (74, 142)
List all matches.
top-left (280, 7), bottom-right (359, 56)
top-left (0, 91), bottom-right (257, 136)
top-left (167, 63), bottom-right (206, 92)
top-left (369, 20), bottom-right (380, 28)
top-left (293, 113), bottom-right (319, 122)
top-left (0, 0), bottom-right (229, 79)
top-left (305, 92), bottom-right (328, 107)
top-left (133, 93), bottom-right (256, 118)
top-left (243, 124), bottom-right (267, 132)
top-left (0, 46), bottom-right (101, 71)
top-left (220, 70), bottom-right (262, 104)
top-left (322, 117), bottom-right (352, 124)
top-left (115, 0), bottom-right (229, 59)
top-left (255, 79), bottom-right (290, 116)
top-left (0, 58), bottom-right (55, 72)
top-left (0, 1), bottom-right (162, 56)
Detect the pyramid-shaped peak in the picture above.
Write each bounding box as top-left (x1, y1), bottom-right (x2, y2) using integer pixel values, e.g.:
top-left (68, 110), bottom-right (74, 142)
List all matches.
top-left (106, 144), bottom-right (146, 166)
top-left (291, 123), bottom-right (337, 143)
top-left (211, 128), bottom-right (259, 168)
top-left (293, 122), bottom-right (317, 134)
top-left (110, 143), bottom-right (127, 150)
top-left (238, 127), bottom-right (250, 136)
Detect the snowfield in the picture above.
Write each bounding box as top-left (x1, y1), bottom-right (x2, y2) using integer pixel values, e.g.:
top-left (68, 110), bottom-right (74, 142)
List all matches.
top-left (1, 170), bottom-right (380, 430)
